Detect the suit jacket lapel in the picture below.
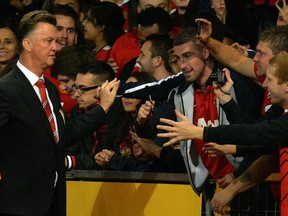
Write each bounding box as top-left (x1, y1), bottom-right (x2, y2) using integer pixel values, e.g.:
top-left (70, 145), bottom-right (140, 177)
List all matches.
top-left (13, 67), bottom-right (56, 142)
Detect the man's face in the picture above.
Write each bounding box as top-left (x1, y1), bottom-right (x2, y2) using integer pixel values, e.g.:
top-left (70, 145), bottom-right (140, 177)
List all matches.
top-left (57, 74), bottom-right (76, 96)
top-left (28, 22), bottom-right (57, 70)
top-left (173, 41), bottom-right (206, 83)
top-left (55, 14), bottom-right (77, 51)
top-left (263, 65), bottom-right (287, 107)
top-left (74, 73), bottom-right (101, 108)
top-left (253, 41), bottom-right (274, 77)
top-left (136, 24), bottom-right (159, 47)
top-left (138, 0), bottom-right (170, 13)
top-left (136, 41), bottom-right (155, 74)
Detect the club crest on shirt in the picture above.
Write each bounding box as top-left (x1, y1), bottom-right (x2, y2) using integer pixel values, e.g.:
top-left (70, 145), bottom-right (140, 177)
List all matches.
top-left (197, 118), bottom-right (219, 127)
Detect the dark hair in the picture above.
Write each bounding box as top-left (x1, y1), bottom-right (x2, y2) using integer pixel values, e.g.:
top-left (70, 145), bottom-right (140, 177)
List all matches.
top-left (259, 25), bottom-right (288, 55)
top-left (79, 60), bottom-right (115, 82)
top-left (0, 16), bottom-right (18, 78)
top-left (54, 0), bottom-right (83, 14)
top-left (53, 4), bottom-right (79, 24)
top-left (0, 16), bottom-right (18, 37)
top-left (51, 45), bottom-right (95, 79)
top-left (108, 71), bottom-right (156, 152)
top-left (145, 34), bottom-right (173, 73)
top-left (87, 2), bottom-right (125, 46)
top-left (137, 7), bottom-right (172, 35)
top-left (17, 10), bottom-right (56, 54)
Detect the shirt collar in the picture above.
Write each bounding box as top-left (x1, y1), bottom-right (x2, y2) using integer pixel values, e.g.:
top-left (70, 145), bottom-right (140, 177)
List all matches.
top-left (17, 60), bottom-right (45, 86)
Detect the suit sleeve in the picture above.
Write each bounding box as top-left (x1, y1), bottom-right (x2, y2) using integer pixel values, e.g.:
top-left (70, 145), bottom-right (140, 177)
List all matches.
top-left (65, 106), bottom-right (107, 144)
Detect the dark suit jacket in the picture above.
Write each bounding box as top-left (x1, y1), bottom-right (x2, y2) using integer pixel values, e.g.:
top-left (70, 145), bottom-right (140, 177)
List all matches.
top-left (0, 66), bottom-right (107, 216)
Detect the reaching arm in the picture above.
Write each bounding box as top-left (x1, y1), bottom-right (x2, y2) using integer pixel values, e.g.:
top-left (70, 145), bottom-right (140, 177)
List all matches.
top-left (196, 18), bottom-right (257, 81)
top-left (210, 154), bottom-right (278, 214)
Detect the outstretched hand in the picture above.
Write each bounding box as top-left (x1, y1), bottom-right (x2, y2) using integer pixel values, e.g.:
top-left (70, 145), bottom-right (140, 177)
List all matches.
top-left (203, 143), bottom-right (237, 157)
top-left (157, 109), bottom-right (204, 147)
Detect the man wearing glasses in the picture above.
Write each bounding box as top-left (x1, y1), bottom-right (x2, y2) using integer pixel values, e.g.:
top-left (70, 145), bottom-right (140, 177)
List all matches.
top-left (64, 60), bottom-right (118, 170)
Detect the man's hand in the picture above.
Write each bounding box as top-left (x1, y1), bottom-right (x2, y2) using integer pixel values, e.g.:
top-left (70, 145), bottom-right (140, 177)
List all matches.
top-left (94, 149), bottom-right (115, 166)
top-left (130, 131), bottom-right (163, 158)
top-left (203, 143), bottom-right (237, 157)
top-left (217, 173), bottom-right (236, 189)
top-left (99, 78), bottom-right (120, 113)
top-left (157, 110), bottom-right (204, 146)
top-left (108, 58), bottom-right (119, 74)
top-left (195, 18), bottom-right (213, 45)
top-left (212, 68), bottom-right (233, 104)
top-left (136, 100), bottom-right (154, 126)
top-left (231, 43), bottom-right (249, 57)
top-left (211, 186), bottom-right (235, 214)
top-left (276, 0), bottom-right (288, 25)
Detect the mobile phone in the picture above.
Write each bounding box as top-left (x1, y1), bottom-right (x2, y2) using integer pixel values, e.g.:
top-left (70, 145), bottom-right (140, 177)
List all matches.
top-left (197, 20), bottom-right (201, 35)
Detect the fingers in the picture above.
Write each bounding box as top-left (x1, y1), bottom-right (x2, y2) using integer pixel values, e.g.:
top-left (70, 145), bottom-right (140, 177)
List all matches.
top-left (133, 144), bottom-right (143, 157)
top-left (174, 109), bottom-right (187, 120)
top-left (223, 68), bottom-right (233, 83)
top-left (108, 58), bottom-right (119, 73)
top-left (211, 199), bottom-right (223, 214)
top-left (195, 18), bottom-right (211, 26)
top-left (130, 131), bottom-right (139, 142)
top-left (156, 123), bottom-right (174, 133)
top-left (158, 117), bottom-right (177, 128)
top-left (162, 137), bottom-right (179, 147)
top-left (94, 149), bottom-right (114, 166)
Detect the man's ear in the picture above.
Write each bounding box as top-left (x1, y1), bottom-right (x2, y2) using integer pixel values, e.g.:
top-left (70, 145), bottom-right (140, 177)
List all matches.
top-left (202, 47), bottom-right (210, 60)
top-left (23, 38), bottom-right (32, 52)
top-left (97, 25), bottom-right (105, 32)
top-left (284, 81), bottom-right (288, 93)
top-left (168, 31), bottom-right (174, 40)
top-left (153, 56), bottom-right (162, 68)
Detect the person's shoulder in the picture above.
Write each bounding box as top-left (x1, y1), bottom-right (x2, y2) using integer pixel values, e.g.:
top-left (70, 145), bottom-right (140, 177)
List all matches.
top-left (114, 31), bottom-right (137, 44)
top-left (0, 67), bottom-right (18, 87)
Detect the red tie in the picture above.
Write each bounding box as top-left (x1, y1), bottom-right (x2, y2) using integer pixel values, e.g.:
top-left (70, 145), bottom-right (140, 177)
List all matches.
top-left (36, 79), bottom-right (58, 143)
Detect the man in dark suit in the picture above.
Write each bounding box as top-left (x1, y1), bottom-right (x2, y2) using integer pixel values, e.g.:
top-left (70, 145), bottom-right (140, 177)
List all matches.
top-left (0, 10), bottom-right (119, 216)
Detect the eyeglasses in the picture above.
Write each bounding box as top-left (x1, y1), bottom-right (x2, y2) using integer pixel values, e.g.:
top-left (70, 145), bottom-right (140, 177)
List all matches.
top-left (72, 85), bottom-right (101, 95)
